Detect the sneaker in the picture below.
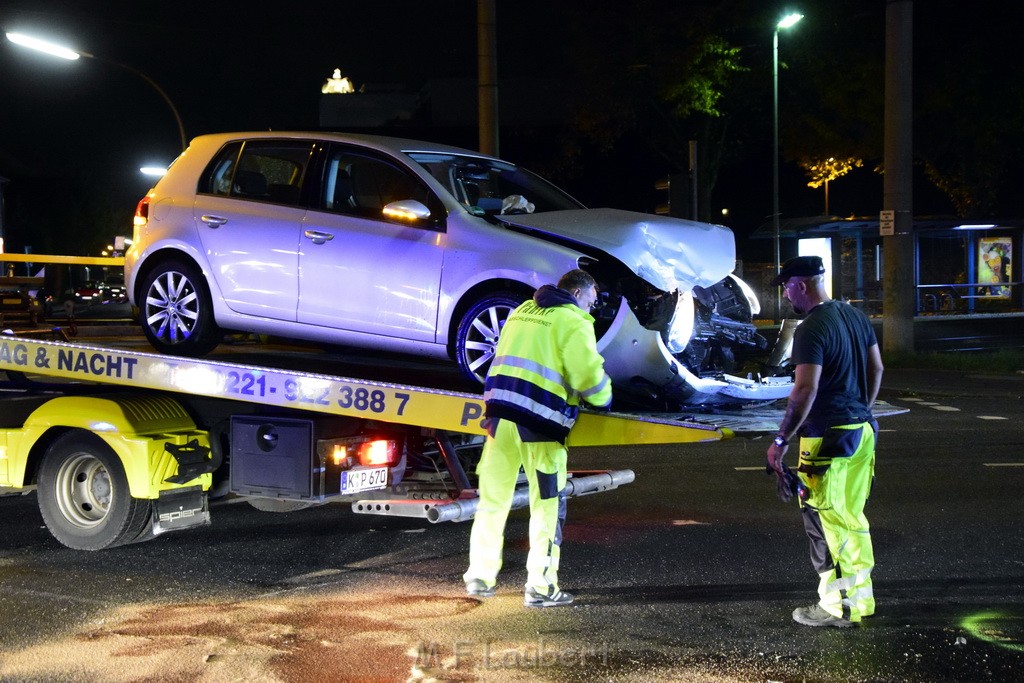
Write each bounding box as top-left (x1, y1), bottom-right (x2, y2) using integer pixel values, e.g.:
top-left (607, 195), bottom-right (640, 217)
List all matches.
top-left (524, 586), bottom-right (574, 608)
top-left (792, 604), bottom-right (855, 628)
top-left (465, 579), bottom-right (495, 598)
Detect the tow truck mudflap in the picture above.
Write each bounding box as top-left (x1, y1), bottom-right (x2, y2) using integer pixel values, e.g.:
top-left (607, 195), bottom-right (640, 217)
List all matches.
top-left (349, 469), bottom-right (636, 523)
top-left (151, 486), bottom-right (211, 536)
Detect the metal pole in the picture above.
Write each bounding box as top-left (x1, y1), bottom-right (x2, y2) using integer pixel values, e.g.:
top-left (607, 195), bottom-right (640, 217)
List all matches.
top-left (881, 0), bottom-right (915, 352)
top-left (477, 0), bottom-right (499, 156)
top-left (772, 28), bottom-right (781, 321)
top-left (81, 51), bottom-right (187, 152)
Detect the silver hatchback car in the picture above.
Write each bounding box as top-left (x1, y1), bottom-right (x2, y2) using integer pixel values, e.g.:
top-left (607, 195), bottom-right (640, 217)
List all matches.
top-left (125, 131), bottom-right (790, 407)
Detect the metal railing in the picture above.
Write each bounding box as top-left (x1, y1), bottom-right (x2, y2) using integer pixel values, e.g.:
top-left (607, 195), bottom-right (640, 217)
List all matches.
top-left (917, 282), bottom-right (1021, 314)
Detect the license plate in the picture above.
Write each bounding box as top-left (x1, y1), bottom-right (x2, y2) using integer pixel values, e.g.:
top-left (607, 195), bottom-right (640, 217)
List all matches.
top-left (341, 467), bottom-right (389, 494)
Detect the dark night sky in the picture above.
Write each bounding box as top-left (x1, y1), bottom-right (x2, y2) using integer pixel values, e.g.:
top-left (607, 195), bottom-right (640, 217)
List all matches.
top-left (0, 2), bottom-right (496, 183)
top-left (0, 1), bottom-right (1020, 256)
top-left (0, 1), bottom-right (599, 250)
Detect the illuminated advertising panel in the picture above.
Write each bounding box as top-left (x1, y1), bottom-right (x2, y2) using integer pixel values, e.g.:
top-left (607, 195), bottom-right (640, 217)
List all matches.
top-left (978, 237), bottom-right (1012, 298)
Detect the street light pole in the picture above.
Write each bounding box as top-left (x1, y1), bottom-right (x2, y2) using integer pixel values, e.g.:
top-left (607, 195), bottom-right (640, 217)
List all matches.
top-left (772, 13), bottom-right (803, 321)
top-left (5, 32), bottom-right (187, 152)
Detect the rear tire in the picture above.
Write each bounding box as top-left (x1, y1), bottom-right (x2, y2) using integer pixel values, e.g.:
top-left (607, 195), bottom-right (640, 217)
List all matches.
top-left (140, 259), bottom-right (222, 356)
top-left (37, 432), bottom-right (152, 550)
top-left (454, 292), bottom-right (523, 386)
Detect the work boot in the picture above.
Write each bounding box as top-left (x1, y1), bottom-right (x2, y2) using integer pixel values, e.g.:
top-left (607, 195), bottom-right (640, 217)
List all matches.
top-left (524, 586), bottom-right (574, 608)
top-left (792, 603), bottom-right (855, 628)
top-left (465, 579), bottom-right (495, 598)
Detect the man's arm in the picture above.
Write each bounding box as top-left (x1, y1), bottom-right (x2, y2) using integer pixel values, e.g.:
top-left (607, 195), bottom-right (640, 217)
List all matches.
top-left (562, 314), bottom-right (613, 408)
top-left (865, 343), bottom-right (884, 410)
top-left (766, 363), bottom-right (821, 472)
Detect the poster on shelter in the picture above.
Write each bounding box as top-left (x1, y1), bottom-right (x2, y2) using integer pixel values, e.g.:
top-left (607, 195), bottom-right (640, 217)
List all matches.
top-left (978, 237), bottom-right (1012, 298)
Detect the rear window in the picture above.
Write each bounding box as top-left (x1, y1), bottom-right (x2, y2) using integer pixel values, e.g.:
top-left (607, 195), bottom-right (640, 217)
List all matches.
top-left (199, 140), bottom-right (315, 206)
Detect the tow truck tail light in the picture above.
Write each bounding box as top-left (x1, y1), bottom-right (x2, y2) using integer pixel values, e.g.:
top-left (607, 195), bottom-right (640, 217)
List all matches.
top-left (322, 437), bottom-right (401, 468)
top-left (357, 439), bottom-right (399, 466)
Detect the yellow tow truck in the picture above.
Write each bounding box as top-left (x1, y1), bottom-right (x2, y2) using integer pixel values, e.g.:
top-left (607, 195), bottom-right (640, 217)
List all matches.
top-left (0, 334), bottom-right (732, 550)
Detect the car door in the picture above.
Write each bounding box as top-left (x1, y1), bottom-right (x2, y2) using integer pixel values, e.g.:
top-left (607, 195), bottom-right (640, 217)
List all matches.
top-left (193, 140), bottom-right (313, 321)
top-left (298, 146), bottom-right (445, 341)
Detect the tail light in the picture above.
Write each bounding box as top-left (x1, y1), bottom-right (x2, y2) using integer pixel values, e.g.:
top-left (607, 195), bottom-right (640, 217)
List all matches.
top-left (320, 436), bottom-right (402, 468)
top-left (356, 439), bottom-right (399, 466)
top-left (133, 194), bottom-right (152, 229)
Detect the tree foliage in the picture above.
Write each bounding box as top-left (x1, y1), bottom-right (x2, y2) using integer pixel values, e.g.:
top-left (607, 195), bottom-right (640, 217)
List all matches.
top-left (551, 1), bottom-right (756, 220)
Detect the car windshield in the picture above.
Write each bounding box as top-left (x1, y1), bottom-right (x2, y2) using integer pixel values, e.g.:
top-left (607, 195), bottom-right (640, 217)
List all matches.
top-left (407, 152), bottom-right (585, 216)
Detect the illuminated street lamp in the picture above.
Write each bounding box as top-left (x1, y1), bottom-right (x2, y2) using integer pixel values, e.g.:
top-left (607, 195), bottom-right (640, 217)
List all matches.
top-left (6, 31), bottom-right (187, 152)
top-left (772, 12), bottom-right (803, 320)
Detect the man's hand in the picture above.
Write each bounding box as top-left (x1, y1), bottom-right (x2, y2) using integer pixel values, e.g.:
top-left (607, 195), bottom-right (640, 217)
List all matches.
top-left (774, 469), bottom-right (794, 503)
top-left (766, 440), bottom-right (788, 474)
top-left (766, 440), bottom-right (796, 503)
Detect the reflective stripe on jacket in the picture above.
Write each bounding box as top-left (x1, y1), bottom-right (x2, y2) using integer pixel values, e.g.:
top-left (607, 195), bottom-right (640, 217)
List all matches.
top-left (483, 298), bottom-right (612, 443)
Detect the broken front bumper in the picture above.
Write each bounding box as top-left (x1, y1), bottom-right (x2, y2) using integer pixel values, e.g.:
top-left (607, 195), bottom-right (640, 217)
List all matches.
top-left (595, 297), bottom-right (794, 406)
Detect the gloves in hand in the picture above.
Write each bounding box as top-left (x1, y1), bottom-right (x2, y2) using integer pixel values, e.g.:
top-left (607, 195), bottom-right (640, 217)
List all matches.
top-left (766, 462), bottom-right (804, 503)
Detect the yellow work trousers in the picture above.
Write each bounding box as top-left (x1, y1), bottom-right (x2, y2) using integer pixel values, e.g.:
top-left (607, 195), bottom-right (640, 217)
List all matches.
top-left (463, 419), bottom-right (568, 593)
top-left (798, 421), bottom-right (876, 622)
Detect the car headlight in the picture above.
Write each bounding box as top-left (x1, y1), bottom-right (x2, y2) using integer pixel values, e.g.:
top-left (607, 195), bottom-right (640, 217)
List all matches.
top-left (728, 274), bottom-right (761, 317)
top-left (665, 290), bottom-right (695, 354)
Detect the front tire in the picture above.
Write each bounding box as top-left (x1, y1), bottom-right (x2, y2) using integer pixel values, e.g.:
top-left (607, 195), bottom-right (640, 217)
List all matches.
top-left (140, 259), bottom-right (222, 356)
top-left (37, 432), bottom-right (152, 550)
top-left (455, 292), bottom-right (523, 386)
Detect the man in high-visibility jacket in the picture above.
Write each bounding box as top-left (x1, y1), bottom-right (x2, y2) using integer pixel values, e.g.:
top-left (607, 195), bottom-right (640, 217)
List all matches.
top-left (463, 269), bottom-right (612, 608)
top-left (767, 256), bottom-right (884, 628)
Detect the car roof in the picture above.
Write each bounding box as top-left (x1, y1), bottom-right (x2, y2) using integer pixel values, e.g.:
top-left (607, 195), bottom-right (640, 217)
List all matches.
top-left (188, 131), bottom-right (501, 162)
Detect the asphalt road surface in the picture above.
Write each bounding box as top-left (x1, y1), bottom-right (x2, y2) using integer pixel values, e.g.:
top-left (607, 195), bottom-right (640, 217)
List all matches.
top-left (1, 363), bottom-right (1022, 681)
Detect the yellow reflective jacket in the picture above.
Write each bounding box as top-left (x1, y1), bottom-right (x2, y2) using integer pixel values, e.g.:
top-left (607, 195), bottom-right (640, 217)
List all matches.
top-left (483, 286), bottom-right (612, 443)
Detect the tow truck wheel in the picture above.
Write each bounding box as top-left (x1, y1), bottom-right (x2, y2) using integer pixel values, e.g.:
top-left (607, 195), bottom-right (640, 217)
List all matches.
top-left (140, 259), bottom-right (222, 357)
top-left (455, 292), bottom-right (523, 386)
top-left (37, 432), bottom-right (152, 550)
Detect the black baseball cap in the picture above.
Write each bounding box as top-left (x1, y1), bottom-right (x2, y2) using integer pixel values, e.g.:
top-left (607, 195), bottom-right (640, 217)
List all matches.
top-left (770, 256), bottom-right (826, 286)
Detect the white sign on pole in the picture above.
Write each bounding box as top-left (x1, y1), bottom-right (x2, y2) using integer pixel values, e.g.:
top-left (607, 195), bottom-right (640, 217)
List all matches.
top-left (879, 210), bottom-right (895, 236)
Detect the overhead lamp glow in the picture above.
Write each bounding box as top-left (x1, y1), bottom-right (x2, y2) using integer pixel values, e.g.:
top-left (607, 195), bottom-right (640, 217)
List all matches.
top-left (777, 13), bottom-right (804, 29)
top-left (5, 32), bottom-right (80, 60)
top-left (953, 224), bottom-right (996, 230)
top-left (6, 31), bottom-right (187, 151)
top-left (140, 166), bottom-right (168, 177)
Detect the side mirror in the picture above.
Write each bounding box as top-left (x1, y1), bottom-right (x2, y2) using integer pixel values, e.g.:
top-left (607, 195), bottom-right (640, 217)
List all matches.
top-left (382, 199), bottom-right (431, 222)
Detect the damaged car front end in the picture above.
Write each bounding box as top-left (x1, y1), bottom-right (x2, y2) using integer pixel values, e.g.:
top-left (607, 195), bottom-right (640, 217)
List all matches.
top-left (495, 208), bottom-right (793, 408)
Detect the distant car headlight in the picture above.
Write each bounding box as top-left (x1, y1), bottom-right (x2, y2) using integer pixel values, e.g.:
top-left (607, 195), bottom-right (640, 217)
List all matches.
top-left (728, 274), bottom-right (761, 316)
top-left (665, 290), bottom-right (696, 354)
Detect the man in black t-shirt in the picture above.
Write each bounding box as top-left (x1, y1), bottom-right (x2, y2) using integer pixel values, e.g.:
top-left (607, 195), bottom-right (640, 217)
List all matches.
top-left (766, 256), bottom-right (884, 628)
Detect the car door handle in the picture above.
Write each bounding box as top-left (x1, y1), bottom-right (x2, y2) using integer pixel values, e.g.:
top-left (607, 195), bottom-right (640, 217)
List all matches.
top-left (201, 215), bottom-right (228, 227)
top-left (304, 229), bottom-right (335, 245)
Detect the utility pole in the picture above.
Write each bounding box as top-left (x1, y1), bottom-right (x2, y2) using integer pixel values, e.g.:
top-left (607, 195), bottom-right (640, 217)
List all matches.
top-left (477, 0), bottom-right (499, 156)
top-left (882, 0), bottom-right (915, 354)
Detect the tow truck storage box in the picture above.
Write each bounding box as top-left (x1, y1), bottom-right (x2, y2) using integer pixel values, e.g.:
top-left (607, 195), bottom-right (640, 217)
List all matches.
top-left (229, 415), bottom-right (348, 500)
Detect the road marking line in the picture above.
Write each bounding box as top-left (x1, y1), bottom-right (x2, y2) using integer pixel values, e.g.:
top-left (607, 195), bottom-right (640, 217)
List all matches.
top-left (977, 415), bottom-right (1009, 420)
top-left (918, 401), bottom-right (940, 405)
top-left (900, 397), bottom-right (926, 402)
top-left (735, 467), bottom-right (765, 471)
top-left (281, 568), bottom-right (345, 584)
top-left (984, 463), bottom-right (1024, 467)
top-left (930, 405), bottom-right (960, 411)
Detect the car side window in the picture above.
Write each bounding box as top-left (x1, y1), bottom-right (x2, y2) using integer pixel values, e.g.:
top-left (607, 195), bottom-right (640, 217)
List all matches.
top-left (199, 140), bottom-right (314, 206)
top-left (321, 148), bottom-right (432, 220)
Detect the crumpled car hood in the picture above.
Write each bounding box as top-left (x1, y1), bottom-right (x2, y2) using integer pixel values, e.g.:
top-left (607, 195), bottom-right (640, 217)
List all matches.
top-left (498, 208), bottom-right (737, 291)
